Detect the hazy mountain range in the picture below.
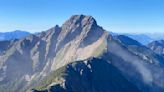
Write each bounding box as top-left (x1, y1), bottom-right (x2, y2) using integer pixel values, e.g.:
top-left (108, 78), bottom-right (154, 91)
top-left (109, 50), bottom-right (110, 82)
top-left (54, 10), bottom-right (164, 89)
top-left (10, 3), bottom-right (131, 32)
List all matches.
top-left (0, 15), bottom-right (164, 92)
top-left (111, 33), bottom-right (164, 45)
top-left (0, 30), bottom-right (30, 41)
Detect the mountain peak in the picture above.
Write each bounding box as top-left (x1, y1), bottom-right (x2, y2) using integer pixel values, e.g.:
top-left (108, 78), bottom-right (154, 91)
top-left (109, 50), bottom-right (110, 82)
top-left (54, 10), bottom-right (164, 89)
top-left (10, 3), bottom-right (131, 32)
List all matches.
top-left (62, 15), bottom-right (97, 28)
top-left (70, 15), bottom-right (96, 22)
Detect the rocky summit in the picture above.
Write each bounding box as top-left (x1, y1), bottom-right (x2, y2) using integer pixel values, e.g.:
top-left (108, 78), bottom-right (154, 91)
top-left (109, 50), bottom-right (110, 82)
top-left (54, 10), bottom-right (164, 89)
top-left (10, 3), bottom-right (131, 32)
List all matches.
top-left (0, 15), bottom-right (164, 92)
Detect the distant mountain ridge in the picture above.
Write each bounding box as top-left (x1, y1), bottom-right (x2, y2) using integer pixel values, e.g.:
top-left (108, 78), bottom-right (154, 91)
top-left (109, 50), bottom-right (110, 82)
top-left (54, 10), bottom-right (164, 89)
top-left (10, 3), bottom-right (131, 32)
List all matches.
top-left (147, 40), bottom-right (164, 56)
top-left (0, 30), bottom-right (31, 41)
top-left (123, 33), bottom-right (153, 45)
top-left (111, 32), bottom-right (164, 45)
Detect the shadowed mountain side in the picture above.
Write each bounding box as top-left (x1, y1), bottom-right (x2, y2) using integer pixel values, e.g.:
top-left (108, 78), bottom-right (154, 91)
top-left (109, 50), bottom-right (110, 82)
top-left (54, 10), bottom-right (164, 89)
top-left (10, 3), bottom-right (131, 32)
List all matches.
top-left (31, 58), bottom-right (141, 92)
top-left (114, 35), bottom-right (164, 66)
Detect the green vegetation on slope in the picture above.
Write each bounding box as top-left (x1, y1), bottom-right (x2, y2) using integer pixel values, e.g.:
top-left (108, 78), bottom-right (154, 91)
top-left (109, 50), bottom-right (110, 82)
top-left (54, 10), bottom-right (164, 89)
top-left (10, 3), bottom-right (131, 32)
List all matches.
top-left (34, 66), bottom-right (66, 90)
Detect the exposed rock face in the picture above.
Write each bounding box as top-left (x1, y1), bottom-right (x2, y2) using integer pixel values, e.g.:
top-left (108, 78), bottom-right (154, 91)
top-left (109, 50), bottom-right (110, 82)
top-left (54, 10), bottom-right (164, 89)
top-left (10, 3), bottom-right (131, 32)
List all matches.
top-left (0, 15), bottom-right (164, 92)
top-left (0, 15), bottom-right (108, 92)
top-left (147, 40), bottom-right (164, 56)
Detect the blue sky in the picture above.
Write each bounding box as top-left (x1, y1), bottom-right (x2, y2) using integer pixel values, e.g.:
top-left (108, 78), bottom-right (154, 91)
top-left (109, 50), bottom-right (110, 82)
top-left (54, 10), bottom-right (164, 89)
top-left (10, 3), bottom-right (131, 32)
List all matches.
top-left (0, 0), bottom-right (164, 33)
